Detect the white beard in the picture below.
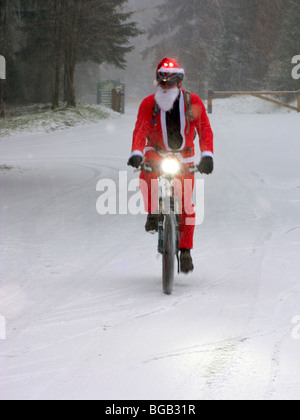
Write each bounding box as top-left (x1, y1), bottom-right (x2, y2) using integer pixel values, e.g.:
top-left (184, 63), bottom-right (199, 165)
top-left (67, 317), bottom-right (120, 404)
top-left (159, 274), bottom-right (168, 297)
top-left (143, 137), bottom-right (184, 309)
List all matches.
top-left (155, 86), bottom-right (180, 112)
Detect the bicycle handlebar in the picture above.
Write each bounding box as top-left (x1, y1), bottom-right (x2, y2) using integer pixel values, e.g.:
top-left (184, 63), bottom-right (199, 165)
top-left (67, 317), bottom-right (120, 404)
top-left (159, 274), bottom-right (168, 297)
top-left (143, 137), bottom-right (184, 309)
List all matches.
top-left (138, 161), bottom-right (199, 175)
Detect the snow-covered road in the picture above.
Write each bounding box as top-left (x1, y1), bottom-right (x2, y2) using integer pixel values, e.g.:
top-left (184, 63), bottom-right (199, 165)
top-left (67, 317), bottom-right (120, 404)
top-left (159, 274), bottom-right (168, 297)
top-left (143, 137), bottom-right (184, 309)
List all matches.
top-left (0, 101), bottom-right (300, 400)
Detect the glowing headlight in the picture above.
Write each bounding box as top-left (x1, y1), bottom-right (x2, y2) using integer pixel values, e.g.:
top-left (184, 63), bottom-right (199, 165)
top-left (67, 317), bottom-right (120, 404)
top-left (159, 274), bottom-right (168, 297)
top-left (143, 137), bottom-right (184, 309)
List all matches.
top-left (161, 159), bottom-right (180, 175)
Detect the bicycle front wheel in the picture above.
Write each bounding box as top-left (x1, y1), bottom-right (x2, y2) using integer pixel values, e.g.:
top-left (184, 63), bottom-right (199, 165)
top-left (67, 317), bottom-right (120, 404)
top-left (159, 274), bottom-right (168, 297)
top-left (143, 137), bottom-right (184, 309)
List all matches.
top-left (162, 212), bottom-right (176, 295)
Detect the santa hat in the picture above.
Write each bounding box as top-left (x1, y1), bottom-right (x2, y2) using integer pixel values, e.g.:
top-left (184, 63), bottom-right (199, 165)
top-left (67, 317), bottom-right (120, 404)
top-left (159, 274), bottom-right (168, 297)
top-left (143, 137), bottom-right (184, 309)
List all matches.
top-left (156, 57), bottom-right (185, 78)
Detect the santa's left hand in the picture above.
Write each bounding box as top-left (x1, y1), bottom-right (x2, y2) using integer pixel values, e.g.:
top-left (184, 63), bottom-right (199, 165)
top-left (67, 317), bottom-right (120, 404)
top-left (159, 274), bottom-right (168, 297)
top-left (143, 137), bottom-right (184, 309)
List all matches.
top-left (198, 156), bottom-right (214, 174)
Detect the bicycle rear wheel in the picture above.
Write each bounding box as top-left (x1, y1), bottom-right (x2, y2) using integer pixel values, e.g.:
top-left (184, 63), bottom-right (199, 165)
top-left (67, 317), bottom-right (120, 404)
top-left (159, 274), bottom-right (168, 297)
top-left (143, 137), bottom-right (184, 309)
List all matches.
top-left (162, 212), bottom-right (176, 295)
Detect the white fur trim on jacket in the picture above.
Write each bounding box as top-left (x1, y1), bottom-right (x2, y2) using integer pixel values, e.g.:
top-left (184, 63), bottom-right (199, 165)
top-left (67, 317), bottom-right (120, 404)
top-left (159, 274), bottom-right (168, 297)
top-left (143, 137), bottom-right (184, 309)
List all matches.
top-left (130, 150), bottom-right (144, 158)
top-left (160, 90), bottom-right (186, 152)
top-left (201, 151), bottom-right (214, 159)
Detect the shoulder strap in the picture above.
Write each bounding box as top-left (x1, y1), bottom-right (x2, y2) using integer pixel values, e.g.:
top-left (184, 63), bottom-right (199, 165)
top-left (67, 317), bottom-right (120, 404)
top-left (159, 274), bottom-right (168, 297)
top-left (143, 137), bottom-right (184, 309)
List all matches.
top-left (151, 103), bottom-right (160, 126)
top-left (184, 90), bottom-right (194, 135)
top-left (184, 91), bottom-right (194, 122)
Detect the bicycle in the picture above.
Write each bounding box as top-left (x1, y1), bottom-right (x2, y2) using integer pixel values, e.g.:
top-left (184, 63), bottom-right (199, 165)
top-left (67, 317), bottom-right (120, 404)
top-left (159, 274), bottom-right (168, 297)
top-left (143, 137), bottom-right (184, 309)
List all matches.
top-left (139, 157), bottom-right (198, 295)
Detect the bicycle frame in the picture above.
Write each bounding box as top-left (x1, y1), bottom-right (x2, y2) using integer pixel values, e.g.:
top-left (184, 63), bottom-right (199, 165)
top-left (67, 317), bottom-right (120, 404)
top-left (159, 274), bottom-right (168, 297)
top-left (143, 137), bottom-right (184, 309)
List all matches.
top-left (140, 158), bottom-right (198, 294)
top-left (156, 172), bottom-right (179, 242)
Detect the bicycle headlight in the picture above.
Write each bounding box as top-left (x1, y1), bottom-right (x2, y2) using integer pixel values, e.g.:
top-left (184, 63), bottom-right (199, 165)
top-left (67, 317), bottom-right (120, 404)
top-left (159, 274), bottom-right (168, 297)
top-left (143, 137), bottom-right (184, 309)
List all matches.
top-left (161, 158), bottom-right (180, 175)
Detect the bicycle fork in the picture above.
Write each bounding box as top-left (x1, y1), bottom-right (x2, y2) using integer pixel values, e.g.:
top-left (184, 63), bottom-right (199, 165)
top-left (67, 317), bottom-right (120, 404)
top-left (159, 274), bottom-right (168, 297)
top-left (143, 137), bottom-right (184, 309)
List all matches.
top-left (158, 197), bottom-right (181, 273)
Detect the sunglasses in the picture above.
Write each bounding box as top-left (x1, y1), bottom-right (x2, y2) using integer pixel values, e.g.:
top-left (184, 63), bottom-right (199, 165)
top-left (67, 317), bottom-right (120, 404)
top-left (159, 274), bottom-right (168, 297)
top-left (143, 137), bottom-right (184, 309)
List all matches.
top-left (157, 72), bottom-right (183, 87)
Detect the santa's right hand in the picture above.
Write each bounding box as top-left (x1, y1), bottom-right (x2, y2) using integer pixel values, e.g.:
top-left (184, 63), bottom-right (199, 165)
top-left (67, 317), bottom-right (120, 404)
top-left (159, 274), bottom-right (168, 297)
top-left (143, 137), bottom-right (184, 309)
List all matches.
top-left (127, 155), bottom-right (143, 169)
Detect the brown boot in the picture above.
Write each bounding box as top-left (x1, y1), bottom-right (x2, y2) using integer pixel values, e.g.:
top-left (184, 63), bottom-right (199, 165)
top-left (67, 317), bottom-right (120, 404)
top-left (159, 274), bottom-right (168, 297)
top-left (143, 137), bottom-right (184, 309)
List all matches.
top-left (145, 213), bottom-right (159, 232)
top-left (180, 249), bottom-right (194, 274)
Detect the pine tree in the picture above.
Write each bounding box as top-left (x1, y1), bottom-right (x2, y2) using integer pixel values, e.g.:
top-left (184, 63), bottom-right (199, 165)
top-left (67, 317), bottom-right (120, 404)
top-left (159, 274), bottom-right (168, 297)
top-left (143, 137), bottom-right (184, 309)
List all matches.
top-left (1, 0), bottom-right (142, 107)
top-left (268, 0), bottom-right (300, 91)
top-left (0, 0), bottom-right (26, 111)
top-left (209, 0), bottom-right (262, 91)
top-left (209, 0), bottom-right (290, 91)
top-left (17, 1), bottom-right (55, 103)
top-left (145, 0), bottom-right (224, 96)
top-left (64, 0), bottom-right (143, 107)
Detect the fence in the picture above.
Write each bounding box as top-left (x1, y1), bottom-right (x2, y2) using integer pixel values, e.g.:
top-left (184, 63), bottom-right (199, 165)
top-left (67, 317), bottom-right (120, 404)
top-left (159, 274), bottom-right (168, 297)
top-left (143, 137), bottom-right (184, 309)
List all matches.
top-left (97, 80), bottom-right (125, 114)
top-left (207, 90), bottom-right (300, 114)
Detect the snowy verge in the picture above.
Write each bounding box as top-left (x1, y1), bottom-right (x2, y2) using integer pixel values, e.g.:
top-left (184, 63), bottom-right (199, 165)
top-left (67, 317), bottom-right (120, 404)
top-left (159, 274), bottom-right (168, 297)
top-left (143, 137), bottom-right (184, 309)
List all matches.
top-left (0, 103), bottom-right (120, 137)
top-left (206, 95), bottom-right (299, 114)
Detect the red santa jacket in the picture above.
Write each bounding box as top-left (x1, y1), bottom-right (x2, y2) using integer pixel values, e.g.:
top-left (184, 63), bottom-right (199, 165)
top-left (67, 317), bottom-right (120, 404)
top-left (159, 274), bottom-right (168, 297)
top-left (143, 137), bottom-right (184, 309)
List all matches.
top-left (131, 90), bottom-right (214, 164)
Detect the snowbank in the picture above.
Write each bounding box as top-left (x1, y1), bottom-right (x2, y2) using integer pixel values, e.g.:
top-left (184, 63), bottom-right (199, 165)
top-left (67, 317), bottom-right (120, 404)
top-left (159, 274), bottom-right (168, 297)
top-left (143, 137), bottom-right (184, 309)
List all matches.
top-left (207, 95), bottom-right (298, 114)
top-left (0, 103), bottom-right (120, 137)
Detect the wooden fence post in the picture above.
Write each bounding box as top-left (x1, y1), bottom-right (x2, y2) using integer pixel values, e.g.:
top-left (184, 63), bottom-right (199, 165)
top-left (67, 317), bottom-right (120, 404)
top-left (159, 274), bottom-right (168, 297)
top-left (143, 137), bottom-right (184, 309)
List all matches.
top-left (207, 90), bottom-right (213, 114)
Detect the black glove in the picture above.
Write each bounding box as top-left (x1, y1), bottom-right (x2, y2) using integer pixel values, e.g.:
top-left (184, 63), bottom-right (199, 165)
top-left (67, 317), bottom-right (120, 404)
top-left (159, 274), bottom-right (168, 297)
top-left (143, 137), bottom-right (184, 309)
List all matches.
top-left (198, 156), bottom-right (214, 174)
top-left (127, 155), bottom-right (143, 169)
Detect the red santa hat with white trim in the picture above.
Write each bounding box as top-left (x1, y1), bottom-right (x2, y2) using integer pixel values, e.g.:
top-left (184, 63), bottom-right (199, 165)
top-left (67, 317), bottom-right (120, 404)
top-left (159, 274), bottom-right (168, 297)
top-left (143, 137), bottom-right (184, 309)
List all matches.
top-left (156, 57), bottom-right (185, 78)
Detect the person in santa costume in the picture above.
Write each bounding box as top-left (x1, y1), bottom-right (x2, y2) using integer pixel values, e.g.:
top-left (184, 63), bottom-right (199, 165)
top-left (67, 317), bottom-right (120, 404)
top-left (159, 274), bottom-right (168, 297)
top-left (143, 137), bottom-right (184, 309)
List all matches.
top-left (128, 57), bottom-right (214, 274)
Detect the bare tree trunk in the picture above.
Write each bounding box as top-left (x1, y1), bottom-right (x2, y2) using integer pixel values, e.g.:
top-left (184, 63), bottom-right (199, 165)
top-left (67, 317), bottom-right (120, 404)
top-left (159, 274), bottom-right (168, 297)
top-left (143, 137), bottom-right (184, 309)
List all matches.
top-left (65, 63), bottom-right (76, 107)
top-left (64, 33), bottom-right (77, 107)
top-left (52, 0), bottom-right (63, 109)
top-left (64, 0), bottom-right (84, 107)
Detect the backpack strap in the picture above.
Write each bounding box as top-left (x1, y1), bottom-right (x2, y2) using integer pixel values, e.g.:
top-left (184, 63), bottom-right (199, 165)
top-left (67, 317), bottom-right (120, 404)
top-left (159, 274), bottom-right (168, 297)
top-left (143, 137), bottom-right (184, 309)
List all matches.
top-left (151, 103), bottom-right (160, 126)
top-left (184, 91), bottom-right (194, 134)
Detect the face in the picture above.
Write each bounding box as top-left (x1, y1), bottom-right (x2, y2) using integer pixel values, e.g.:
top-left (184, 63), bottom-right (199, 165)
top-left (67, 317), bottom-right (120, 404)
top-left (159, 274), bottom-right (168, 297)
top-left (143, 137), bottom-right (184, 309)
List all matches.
top-left (160, 82), bottom-right (183, 90)
top-left (157, 71), bottom-right (183, 90)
